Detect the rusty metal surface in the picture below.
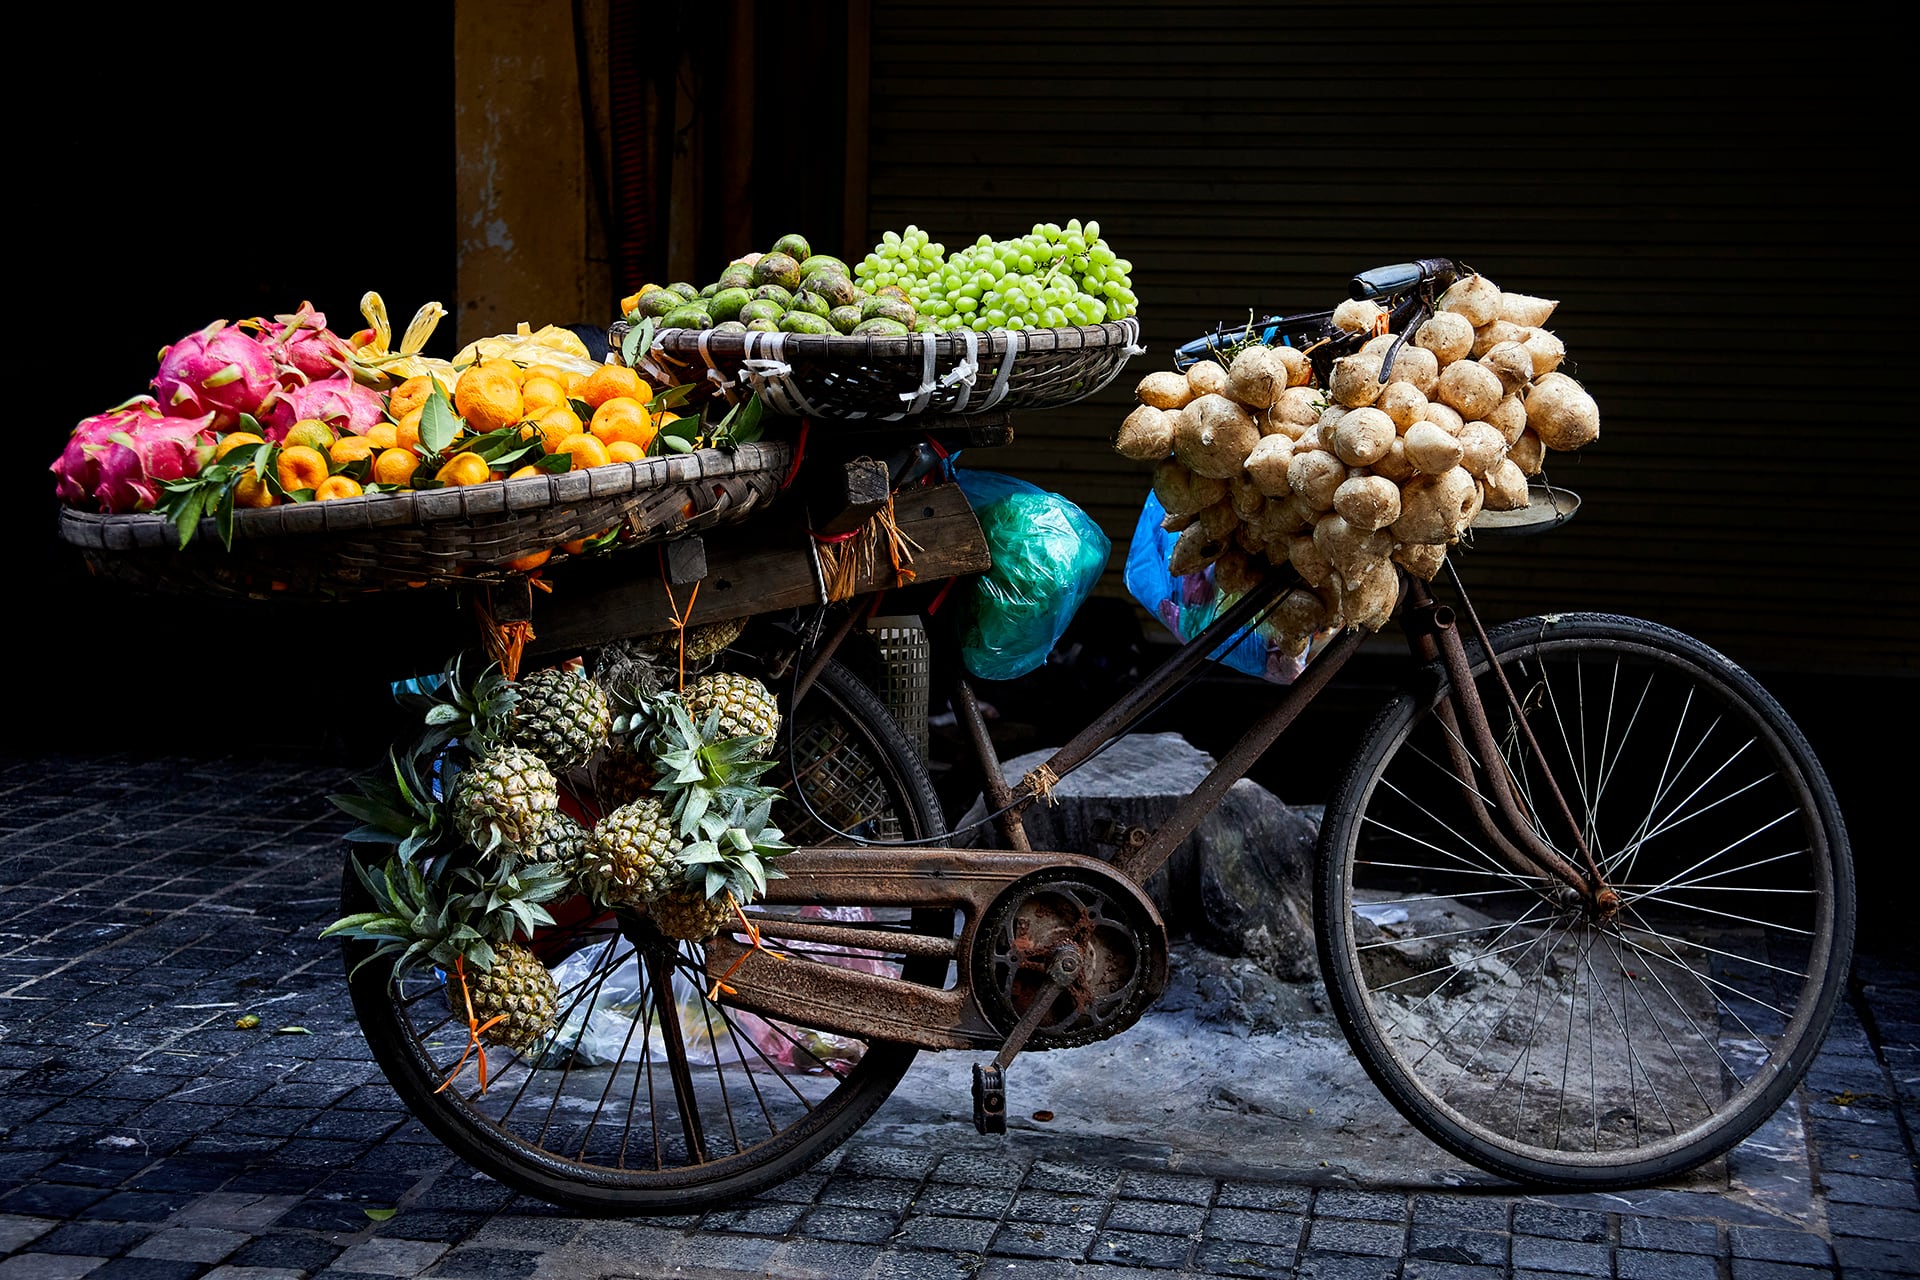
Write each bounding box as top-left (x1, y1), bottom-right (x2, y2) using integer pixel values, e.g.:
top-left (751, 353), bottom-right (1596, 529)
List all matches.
top-left (956, 680), bottom-right (1029, 851)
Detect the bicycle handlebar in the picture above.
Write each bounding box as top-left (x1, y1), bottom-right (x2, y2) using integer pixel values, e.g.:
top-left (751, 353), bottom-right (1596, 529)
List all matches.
top-left (1349, 257), bottom-right (1460, 301)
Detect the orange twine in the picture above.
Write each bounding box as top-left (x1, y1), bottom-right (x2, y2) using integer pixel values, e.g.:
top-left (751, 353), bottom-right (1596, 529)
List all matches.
top-left (658, 550), bottom-right (701, 693)
top-left (705, 893), bottom-right (788, 1001)
top-left (437, 955), bottom-right (507, 1096)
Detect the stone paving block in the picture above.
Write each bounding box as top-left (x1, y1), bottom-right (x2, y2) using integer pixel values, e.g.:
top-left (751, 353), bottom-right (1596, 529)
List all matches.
top-left (989, 1219), bottom-right (1097, 1260)
top-left (1406, 1224), bottom-right (1507, 1267)
top-left (1293, 1251), bottom-right (1402, 1279)
top-left (1314, 1190), bottom-right (1410, 1222)
top-left (964, 1261), bottom-right (1075, 1280)
top-left (835, 1145), bottom-right (938, 1181)
top-left (816, 1175), bottom-right (919, 1213)
top-left (125, 1227), bottom-right (246, 1264)
top-left (762, 1238), bottom-right (884, 1280)
top-left (222, 1233), bottom-right (344, 1273)
top-left (1729, 1260), bottom-right (1838, 1280)
top-left (1410, 1196), bottom-right (1511, 1232)
top-left (1821, 1170), bottom-right (1920, 1208)
top-left (1117, 1172), bottom-right (1214, 1205)
top-left (911, 1180), bottom-right (1016, 1219)
top-left (700, 1200), bottom-right (808, 1235)
top-left (1619, 1215), bottom-right (1720, 1253)
top-left (328, 1238), bottom-right (448, 1276)
top-left (1618, 1246), bottom-right (1722, 1280)
top-left (1103, 1198), bottom-right (1205, 1235)
top-left (1201, 1207), bottom-right (1303, 1248)
top-left (893, 1212), bottom-right (997, 1254)
top-left (1828, 1202), bottom-right (1920, 1242)
top-left (200, 1268), bottom-right (308, 1280)
top-left (865, 1250), bottom-right (981, 1280)
top-left (1213, 1181), bottom-right (1312, 1214)
top-left (373, 1210), bottom-right (485, 1243)
top-left (1400, 1262), bottom-right (1504, 1280)
top-left (1508, 1234), bottom-right (1612, 1275)
top-left (928, 1151), bottom-right (1031, 1186)
top-left (0, 1216), bottom-right (60, 1254)
top-left (1307, 1218), bottom-right (1403, 1257)
top-left (0, 1257), bottom-right (109, 1280)
top-left (1826, 1147), bottom-right (1919, 1179)
top-left (80, 1258), bottom-right (207, 1279)
top-left (1088, 1227), bottom-right (1194, 1268)
top-left (0, 1184), bottom-right (108, 1218)
top-left (422, 1245), bottom-right (542, 1278)
top-left (1511, 1202), bottom-right (1611, 1242)
top-left (1827, 1233), bottom-right (1920, 1274)
top-left (798, 1204), bottom-right (900, 1243)
top-left (36, 1220), bottom-right (152, 1261)
top-left (1023, 1160), bottom-right (1123, 1196)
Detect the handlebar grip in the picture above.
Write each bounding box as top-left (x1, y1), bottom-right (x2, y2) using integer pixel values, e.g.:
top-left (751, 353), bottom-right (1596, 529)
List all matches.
top-left (1350, 258), bottom-right (1459, 300)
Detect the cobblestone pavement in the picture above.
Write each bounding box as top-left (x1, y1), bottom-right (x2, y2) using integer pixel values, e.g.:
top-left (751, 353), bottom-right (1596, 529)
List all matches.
top-left (3, 752), bottom-right (1916, 1280)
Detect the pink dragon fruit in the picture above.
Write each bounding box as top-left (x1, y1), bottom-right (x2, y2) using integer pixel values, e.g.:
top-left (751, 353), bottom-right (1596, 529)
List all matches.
top-left (249, 301), bottom-right (354, 388)
top-left (52, 398), bottom-right (216, 513)
top-left (152, 319), bottom-right (283, 432)
top-left (261, 374), bottom-right (388, 442)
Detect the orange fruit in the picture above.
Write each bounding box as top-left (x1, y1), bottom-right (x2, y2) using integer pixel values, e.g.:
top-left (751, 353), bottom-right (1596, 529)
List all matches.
top-left (533, 406), bottom-right (584, 452)
top-left (395, 406), bottom-right (425, 452)
top-left (277, 445), bottom-right (329, 492)
top-left (606, 440), bottom-right (646, 463)
top-left (589, 396), bottom-right (654, 449)
top-left (329, 435), bottom-right (376, 466)
top-left (501, 547), bottom-right (552, 572)
top-left (523, 363), bottom-right (574, 387)
top-left (372, 448), bottom-right (420, 486)
top-left (365, 420), bottom-right (399, 450)
top-left (213, 431), bottom-right (266, 462)
top-left (314, 475), bottom-right (364, 501)
top-left (507, 464), bottom-right (542, 480)
top-left (553, 432), bottom-right (611, 470)
top-left (282, 419), bottom-right (336, 453)
top-left (575, 363), bottom-right (651, 409)
top-left (233, 473), bottom-right (276, 508)
top-left (454, 363), bottom-right (524, 432)
top-left (435, 451), bottom-right (493, 486)
top-left (520, 375), bottom-right (569, 416)
top-left (387, 374), bottom-right (439, 420)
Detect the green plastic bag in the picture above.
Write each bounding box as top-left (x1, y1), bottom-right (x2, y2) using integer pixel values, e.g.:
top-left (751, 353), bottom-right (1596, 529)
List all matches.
top-left (955, 469), bottom-right (1111, 681)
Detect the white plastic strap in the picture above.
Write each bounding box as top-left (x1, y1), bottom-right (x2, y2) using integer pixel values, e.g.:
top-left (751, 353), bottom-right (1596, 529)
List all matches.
top-left (897, 332), bottom-right (940, 415)
top-left (739, 332), bottom-right (819, 418)
top-left (1119, 316), bottom-right (1146, 356)
top-left (695, 329), bottom-right (735, 398)
top-left (977, 329), bottom-right (1019, 410)
top-left (941, 328), bottom-right (980, 414)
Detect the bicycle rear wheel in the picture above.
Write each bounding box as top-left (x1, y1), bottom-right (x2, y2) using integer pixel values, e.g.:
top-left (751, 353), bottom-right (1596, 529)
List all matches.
top-left (1315, 613), bottom-right (1854, 1188)
top-left (344, 658), bottom-right (950, 1215)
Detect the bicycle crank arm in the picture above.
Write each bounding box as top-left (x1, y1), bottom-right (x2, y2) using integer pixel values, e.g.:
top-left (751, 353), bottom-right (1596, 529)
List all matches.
top-left (705, 846), bottom-right (1167, 1052)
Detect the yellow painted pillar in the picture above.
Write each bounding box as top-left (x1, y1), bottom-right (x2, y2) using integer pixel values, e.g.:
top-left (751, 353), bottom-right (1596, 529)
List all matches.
top-left (453, 0), bottom-right (612, 349)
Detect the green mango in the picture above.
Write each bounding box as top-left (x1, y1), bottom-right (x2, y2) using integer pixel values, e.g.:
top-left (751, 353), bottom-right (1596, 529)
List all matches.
top-left (778, 310), bottom-right (836, 335)
top-left (743, 317), bottom-right (781, 333)
top-left (738, 299), bottom-right (785, 325)
top-left (789, 289), bottom-right (832, 318)
top-left (861, 296), bottom-right (917, 326)
top-left (708, 286), bottom-right (753, 323)
top-left (712, 320), bottom-right (748, 334)
top-left (717, 263), bottom-right (755, 291)
top-left (751, 283), bottom-right (793, 309)
top-left (635, 289), bottom-right (683, 319)
top-left (771, 233), bottom-right (812, 262)
top-left (801, 270), bottom-right (859, 308)
top-left (828, 304), bottom-right (863, 334)
top-left (852, 317), bottom-right (910, 337)
top-left (668, 281), bottom-right (700, 301)
top-left (802, 254), bottom-right (848, 280)
top-left (751, 252), bottom-right (802, 292)
top-left (698, 282), bottom-right (719, 299)
top-left (662, 304), bottom-right (715, 330)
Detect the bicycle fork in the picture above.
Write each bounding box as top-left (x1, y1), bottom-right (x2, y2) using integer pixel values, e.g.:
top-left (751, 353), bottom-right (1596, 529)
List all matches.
top-left (1399, 576), bottom-right (1619, 919)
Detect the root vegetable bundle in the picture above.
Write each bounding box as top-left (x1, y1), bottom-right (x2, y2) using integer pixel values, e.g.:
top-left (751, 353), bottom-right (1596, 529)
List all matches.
top-left (1115, 273), bottom-right (1600, 653)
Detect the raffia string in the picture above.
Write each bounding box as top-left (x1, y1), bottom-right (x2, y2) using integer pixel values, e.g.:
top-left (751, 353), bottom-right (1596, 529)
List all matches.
top-left (1023, 763), bottom-right (1062, 807)
top-left (813, 496), bottom-right (924, 603)
top-left (473, 596), bottom-right (536, 682)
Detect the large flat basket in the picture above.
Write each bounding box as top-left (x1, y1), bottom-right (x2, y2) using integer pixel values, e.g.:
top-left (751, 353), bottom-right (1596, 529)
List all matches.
top-left (636, 319), bottom-right (1145, 422)
top-left (56, 441), bottom-right (793, 602)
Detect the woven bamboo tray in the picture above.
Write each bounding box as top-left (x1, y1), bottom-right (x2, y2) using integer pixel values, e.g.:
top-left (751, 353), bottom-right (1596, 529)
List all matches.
top-left (632, 319), bottom-right (1145, 421)
top-left (56, 441), bottom-right (793, 602)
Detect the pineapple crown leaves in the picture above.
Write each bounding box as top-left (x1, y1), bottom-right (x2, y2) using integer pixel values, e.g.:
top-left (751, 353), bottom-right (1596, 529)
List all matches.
top-left (399, 652), bottom-right (519, 756)
top-left (676, 794), bottom-right (794, 904)
top-left (650, 697), bottom-right (777, 837)
top-left (328, 743), bottom-right (458, 871)
top-left (322, 855), bottom-right (568, 978)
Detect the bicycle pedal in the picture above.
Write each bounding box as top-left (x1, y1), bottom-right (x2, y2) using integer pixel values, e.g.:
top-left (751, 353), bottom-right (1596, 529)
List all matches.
top-left (971, 1062), bottom-right (1006, 1135)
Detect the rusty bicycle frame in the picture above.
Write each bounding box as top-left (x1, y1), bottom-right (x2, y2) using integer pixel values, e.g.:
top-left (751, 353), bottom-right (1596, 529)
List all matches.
top-left (692, 557), bottom-right (1620, 1092)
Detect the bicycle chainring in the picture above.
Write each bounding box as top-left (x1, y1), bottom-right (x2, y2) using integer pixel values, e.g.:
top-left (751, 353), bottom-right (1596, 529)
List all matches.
top-left (971, 866), bottom-right (1168, 1050)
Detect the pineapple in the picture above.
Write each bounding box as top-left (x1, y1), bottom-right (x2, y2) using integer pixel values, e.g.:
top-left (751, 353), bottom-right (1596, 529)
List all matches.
top-left (582, 796), bottom-right (678, 907)
top-left (592, 742), bottom-right (658, 809)
top-left (648, 795), bottom-right (794, 941)
top-left (323, 856), bottom-right (570, 1049)
top-left (452, 746), bottom-right (559, 858)
top-left (400, 652), bottom-right (518, 755)
top-left (511, 666), bottom-right (611, 773)
top-left (682, 618), bottom-right (746, 663)
top-left (683, 672), bottom-right (782, 757)
top-left (589, 651), bottom-right (669, 810)
top-left (526, 809), bottom-right (592, 884)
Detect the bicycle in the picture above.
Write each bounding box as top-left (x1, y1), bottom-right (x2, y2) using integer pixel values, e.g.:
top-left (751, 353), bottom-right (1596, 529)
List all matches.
top-left (335, 259), bottom-right (1855, 1213)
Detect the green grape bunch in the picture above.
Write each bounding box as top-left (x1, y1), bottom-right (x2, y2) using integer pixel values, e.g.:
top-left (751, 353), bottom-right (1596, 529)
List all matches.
top-left (852, 219), bottom-right (1137, 334)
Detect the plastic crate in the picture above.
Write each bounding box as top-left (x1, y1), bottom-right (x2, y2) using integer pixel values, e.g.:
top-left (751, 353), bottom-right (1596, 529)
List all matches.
top-left (866, 615), bottom-right (932, 761)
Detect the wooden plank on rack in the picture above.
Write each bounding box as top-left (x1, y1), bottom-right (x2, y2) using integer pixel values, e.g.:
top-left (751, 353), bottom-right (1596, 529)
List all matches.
top-left (525, 481), bottom-right (988, 659)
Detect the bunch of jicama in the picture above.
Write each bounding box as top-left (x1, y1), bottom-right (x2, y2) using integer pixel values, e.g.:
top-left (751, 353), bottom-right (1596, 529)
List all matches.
top-left (1113, 272), bottom-right (1600, 654)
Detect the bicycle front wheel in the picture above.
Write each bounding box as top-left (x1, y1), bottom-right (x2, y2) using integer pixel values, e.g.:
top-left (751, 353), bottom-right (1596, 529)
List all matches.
top-left (345, 658), bottom-right (950, 1215)
top-left (1315, 613), bottom-right (1854, 1188)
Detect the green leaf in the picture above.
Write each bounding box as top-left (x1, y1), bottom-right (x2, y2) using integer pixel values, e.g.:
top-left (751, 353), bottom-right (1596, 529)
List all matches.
top-left (536, 452), bottom-right (572, 474)
top-left (214, 478), bottom-right (238, 550)
top-left (661, 434), bottom-right (693, 453)
top-left (364, 1207), bottom-right (398, 1222)
top-left (724, 393), bottom-right (764, 446)
top-left (654, 382), bottom-right (695, 410)
top-left (420, 385), bottom-right (461, 454)
top-left (621, 318), bottom-right (654, 369)
top-left (567, 397), bottom-right (594, 420)
top-left (274, 1026), bottom-right (312, 1035)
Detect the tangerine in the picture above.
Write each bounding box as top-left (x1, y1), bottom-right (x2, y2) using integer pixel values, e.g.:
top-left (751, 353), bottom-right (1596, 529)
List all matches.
top-left (553, 432), bottom-right (612, 470)
top-left (507, 464), bottom-right (542, 480)
top-left (395, 406), bottom-right (425, 452)
top-left (329, 436), bottom-right (377, 466)
top-left (589, 396), bottom-right (654, 449)
top-left (435, 451), bottom-right (493, 486)
top-left (282, 419), bottom-right (336, 453)
top-left (213, 431), bottom-right (266, 462)
top-left (454, 362), bottom-right (524, 432)
top-left (365, 420), bottom-right (399, 450)
top-left (233, 473), bottom-right (276, 507)
top-left (314, 475), bottom-right (364, 501)
top-left (501, 547), bottom-right (552, 572)
top-left (387, 374), bottom-right (439, 421)
top-left (520, 375), bottom-right (569, 416)
top-left (606, 440), bottom-right (646, 463)
top-left (523, 363), bottom-right (574, 387)
top-left (277, 445), bottom-right (330, 492)
top-left (372, 448), bottom-right (420, 486)
top-left (575, 363), bottom-right (651, 409)
top-left (533, 406), bottom-right (584, 452)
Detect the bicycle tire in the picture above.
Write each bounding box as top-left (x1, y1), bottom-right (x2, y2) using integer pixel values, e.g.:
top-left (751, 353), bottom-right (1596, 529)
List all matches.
top-left (1314, 613), bottom-right (1855, 1188)
top-left (342, 657), bottom-right (949, 1215)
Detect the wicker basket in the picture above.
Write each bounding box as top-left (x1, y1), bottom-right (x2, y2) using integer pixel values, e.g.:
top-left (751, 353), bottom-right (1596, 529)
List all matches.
top-left (56, 441), bottom-right (793, 602)
top-left (632, 319), bottom-right (1145, 421)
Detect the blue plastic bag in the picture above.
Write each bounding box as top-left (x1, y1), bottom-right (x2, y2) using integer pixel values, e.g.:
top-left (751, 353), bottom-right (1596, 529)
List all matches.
top-left (1123, 491), bottom-right (1308, 685)
top-left (955, 469), bottom-right (1111, 681)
